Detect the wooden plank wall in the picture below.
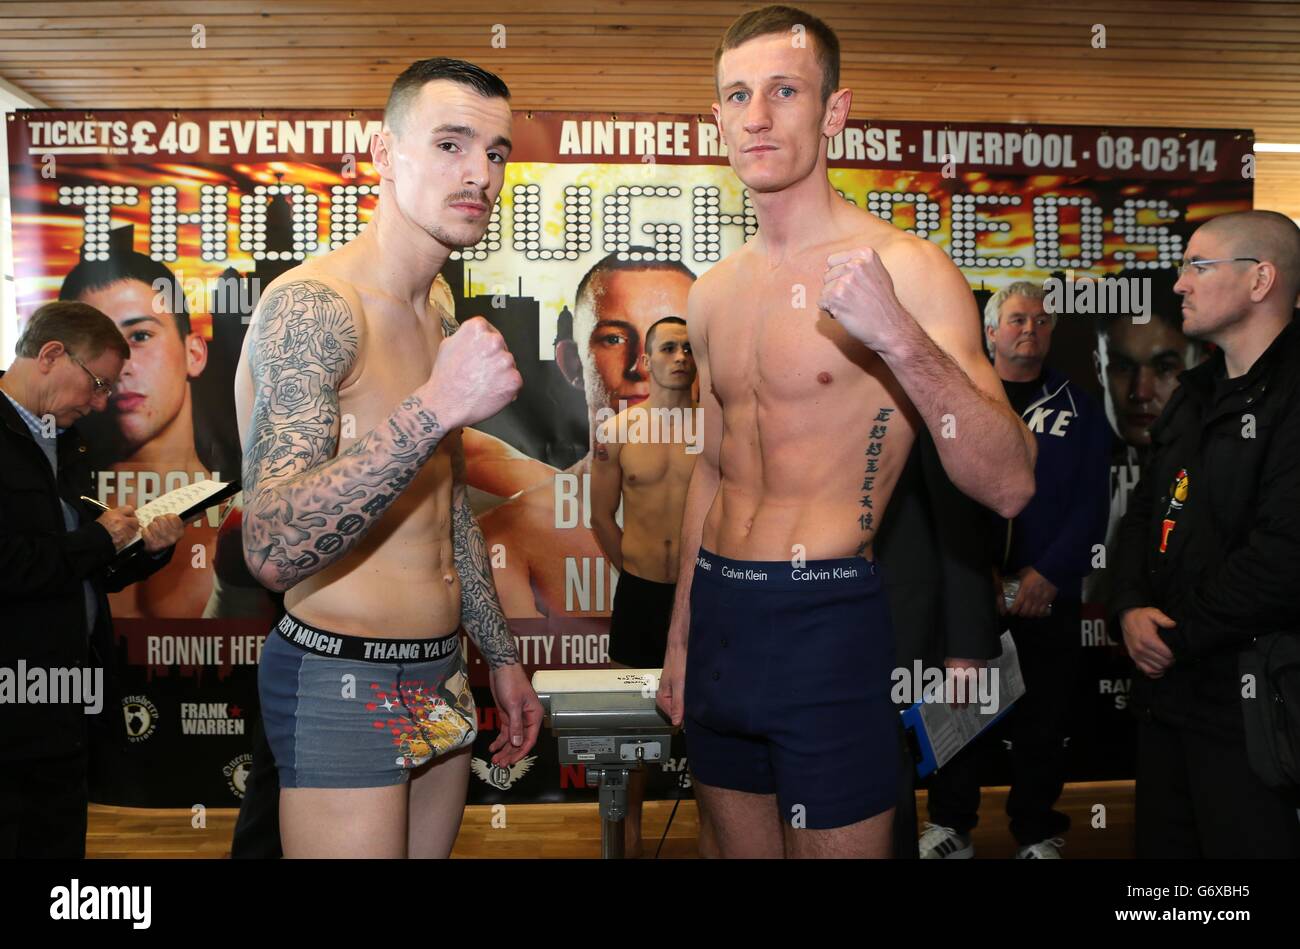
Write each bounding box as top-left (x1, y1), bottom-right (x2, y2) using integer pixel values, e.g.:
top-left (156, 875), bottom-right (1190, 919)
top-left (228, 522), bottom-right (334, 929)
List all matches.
top-left (1, 1), bottom-right (1296, 215)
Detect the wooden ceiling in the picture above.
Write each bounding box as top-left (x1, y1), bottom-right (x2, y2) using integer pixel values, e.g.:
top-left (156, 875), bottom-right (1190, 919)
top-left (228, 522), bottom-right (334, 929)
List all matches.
top-left (2, 0), bottom-right (1298, 214)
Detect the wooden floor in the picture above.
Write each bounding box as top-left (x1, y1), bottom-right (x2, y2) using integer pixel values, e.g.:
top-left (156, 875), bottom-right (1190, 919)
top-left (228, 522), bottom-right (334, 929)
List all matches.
top-left (86, 780), bottom-right (1135, 859)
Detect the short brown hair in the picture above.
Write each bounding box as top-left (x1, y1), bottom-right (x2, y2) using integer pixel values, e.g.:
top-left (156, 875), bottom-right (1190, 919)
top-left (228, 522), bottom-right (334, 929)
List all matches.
top-left (16, 301), bottom-right (130, 361)
top-left (385, 57), bottom-right (511, 135)
top-left (715, 4), bottom-right (841, 104)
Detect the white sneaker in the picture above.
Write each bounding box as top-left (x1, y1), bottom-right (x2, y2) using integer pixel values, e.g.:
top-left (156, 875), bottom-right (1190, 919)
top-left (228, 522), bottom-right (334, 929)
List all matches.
top-left (918, 821), bottom-right (974, 859)
top-left (1015, 837), bottom-right (1065, 859)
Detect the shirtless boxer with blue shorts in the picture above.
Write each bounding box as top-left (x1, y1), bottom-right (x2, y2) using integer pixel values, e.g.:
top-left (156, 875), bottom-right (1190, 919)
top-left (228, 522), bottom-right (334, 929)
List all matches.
top-left (656, 6), bottom-right (1036, 858)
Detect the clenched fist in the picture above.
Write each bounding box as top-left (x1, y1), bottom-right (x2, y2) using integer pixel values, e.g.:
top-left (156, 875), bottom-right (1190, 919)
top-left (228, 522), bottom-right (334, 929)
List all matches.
top-left (818, 247), bottom-right (916, 356)
top-left (424, 316), bottom-right (522, 430)
top-left (96, 505), bottom-right (140, 552)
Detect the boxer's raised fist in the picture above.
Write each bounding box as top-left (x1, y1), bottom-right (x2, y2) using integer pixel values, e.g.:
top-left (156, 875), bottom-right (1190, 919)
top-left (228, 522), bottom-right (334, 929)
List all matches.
top-left (818, 246), bottom-right (910, 354)
top-left (424, 316), bottom-right (522, 430)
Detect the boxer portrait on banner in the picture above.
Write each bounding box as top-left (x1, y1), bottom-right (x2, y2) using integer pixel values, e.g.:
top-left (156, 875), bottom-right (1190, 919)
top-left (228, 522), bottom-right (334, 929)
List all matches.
top-left (1083, 268), bottom-right (1207, 605)
top-left (481, 251), bottom-right (697, 618)
top-left (654, 4), bottom-right (1036, 858)
top-left (59, 235), bottom-right (233, 618)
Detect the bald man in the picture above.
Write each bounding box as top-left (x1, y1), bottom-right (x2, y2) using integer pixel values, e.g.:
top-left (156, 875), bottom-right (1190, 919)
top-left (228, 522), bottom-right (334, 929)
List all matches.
top-left (1111, 209), bottom-right (1300, 857)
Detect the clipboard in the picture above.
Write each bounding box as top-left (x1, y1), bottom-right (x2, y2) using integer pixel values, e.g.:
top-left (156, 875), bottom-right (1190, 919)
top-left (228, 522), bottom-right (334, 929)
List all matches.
top-left (899, 630), bottom-right (1026, 779)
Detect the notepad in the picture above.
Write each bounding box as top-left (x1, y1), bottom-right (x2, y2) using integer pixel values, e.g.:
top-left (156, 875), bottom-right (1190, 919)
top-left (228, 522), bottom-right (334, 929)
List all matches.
top-left (120, 479), bottom-right (241, 553)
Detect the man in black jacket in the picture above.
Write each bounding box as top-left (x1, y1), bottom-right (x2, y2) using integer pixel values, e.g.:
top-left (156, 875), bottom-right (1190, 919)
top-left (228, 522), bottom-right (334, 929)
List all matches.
top-left (1111, 210), bottom-right (1300, 857)
top-left (876, 427), bottom-right (1003, 858)
top-left (0, 301), bottom-right (184, 858)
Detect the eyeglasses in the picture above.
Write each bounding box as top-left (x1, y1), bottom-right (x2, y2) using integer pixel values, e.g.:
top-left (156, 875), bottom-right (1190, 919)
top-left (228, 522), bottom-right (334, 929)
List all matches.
top-left (1176, 257), bottom-right (1261, 278)
top-left (66, 352), bottom-right (115, 398)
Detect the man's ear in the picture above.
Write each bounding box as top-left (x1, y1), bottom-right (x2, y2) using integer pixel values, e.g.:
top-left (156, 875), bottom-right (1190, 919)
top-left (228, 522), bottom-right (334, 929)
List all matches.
top-left (1250, 261), bottom-right (1279, 304)
top-left (185, 333), bottom-right (208, 379)
top-left (36, 339), bottom-right (66, 371)
top-left (555, 339), bottom-right (583, 389)
top-left (822, 88), bottom-right (852, 139)
top-left (371, 128), bottom-right (395, 180)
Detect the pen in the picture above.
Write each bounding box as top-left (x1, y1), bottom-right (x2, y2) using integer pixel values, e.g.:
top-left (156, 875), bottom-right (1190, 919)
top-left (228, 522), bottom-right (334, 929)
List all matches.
top-left (80, 495), bottom-right (110, 512)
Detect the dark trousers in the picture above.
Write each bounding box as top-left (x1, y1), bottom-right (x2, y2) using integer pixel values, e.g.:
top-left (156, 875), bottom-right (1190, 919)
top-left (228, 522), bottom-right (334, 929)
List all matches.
top-left (1136, 713), bottom-right (1300, 858)
top-left (927, 603), bottom-right (1081, 846)
top-left (0, 752), bottom-right (89, 858)
top-left (893, 717), bottom-right (920, 859)
top-left (230, 714), bottom-right (282, 859)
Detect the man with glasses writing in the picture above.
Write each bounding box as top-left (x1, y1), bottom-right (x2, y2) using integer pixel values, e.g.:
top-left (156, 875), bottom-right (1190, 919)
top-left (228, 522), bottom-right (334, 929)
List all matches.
top-left (1111, 210), bottom-right (1300, 857)
top-left (0, 301), bottom-right (184, 858)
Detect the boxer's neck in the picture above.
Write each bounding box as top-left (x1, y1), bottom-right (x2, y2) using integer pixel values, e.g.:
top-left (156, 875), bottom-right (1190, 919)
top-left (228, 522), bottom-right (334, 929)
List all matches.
top-left (361, 199), bottom-right (451, 311)
top-left (749, 172), bottom-right (848, 266)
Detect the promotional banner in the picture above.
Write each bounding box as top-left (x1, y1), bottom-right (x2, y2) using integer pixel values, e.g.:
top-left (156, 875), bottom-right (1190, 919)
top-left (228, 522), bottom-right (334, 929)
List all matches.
top-left (6, 109), bottom-right (1252, 808)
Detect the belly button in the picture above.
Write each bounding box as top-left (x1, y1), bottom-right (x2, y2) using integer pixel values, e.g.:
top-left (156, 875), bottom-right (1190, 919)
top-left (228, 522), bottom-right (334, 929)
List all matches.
top-left (817, 371), bottom-right (833, 385)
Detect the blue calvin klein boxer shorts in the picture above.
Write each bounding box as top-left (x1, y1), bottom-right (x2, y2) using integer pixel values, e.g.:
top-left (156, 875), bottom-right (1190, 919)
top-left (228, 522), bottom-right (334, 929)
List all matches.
top-left (684, 548), bottom-right (899, 830)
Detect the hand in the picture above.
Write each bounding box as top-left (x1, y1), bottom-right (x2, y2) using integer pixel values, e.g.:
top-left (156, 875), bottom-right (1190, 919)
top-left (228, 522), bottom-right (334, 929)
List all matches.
top-left (944, 657), bottom-right (985, 707)
top-left (141, 513), bottom-right (185, 553)
top-left (426, 316), bottom-right (522, 430)
top-left (1120, 607), bottom-right (1177, 678)
top-left (1009, 566), bottom-right (1057, 619)
top-left (96, 506), bottom-right (140, 552)
top-left (656, 642), bottom-right (686, 726)
top-left (487, 663), bottom-right (543, 766)
top-left (818, 247), bottom-right (915, 356)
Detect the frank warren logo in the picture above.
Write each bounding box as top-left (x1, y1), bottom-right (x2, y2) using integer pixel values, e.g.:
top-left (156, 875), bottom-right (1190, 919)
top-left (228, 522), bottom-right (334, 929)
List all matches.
top-left (180, 702), bottom-right (245, 736)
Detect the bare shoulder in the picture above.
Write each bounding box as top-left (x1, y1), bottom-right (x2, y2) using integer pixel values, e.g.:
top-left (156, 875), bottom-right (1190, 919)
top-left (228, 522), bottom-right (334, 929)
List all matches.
top-left (594, 406), bottom-right (634, 452)
top-left (694, 244), bottom-right (752, 298)
top-left (874, 230), bottom-right (977, 334)
top-left (247, 264), bottom-right (365, 380)
top-left (873, 227), bottom-right (954, 282)
top-left (687, 246), bottom-right (751, 347)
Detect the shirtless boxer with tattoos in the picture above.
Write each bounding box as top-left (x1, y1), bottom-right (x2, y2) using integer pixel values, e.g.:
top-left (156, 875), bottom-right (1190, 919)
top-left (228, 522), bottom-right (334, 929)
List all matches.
top-left (235, 58), bottom-right (541, 858)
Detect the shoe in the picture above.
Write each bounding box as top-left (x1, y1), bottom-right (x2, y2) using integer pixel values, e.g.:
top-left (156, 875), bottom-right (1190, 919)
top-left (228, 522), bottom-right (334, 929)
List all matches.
top-left (918, 821), bottom-right (974, 859)
top-left (1015, 837), bottom-right (1065, 859)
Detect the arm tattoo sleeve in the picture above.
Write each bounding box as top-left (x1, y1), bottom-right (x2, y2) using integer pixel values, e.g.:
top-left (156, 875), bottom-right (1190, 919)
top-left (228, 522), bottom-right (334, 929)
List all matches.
top-left (449, 442), bottom-right (519, 670)
top-left (241, 279), bottom-right (449, 591)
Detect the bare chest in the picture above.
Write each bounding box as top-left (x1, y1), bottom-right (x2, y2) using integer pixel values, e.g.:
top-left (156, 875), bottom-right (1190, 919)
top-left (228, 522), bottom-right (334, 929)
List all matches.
top-left (341, 297), bottom-right (444, 435)
top-left (620, 440), bottom-right (695, 490)
top-left (708, 261), bottom-right (889, 413)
